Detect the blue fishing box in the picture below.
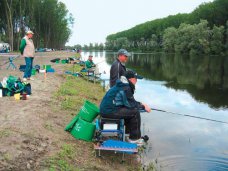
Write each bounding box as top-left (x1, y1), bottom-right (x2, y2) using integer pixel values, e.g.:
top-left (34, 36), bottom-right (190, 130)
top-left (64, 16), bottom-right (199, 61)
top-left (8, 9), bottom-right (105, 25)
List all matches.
top-left (46, 68), bottom-right (55, 73)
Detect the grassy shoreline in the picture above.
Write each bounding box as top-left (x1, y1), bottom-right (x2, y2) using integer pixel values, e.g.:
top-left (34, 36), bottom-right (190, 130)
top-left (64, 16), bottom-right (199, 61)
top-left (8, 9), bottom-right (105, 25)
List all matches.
top-left (46, 65), bottom-right (142, 170)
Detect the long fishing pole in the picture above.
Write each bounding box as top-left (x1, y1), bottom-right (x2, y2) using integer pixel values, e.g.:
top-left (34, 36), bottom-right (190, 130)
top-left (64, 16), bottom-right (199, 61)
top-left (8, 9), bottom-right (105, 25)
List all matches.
top-left (151, 108), bottom-right (228, 124)
top-left (95, 60), bottom-right (105, 65)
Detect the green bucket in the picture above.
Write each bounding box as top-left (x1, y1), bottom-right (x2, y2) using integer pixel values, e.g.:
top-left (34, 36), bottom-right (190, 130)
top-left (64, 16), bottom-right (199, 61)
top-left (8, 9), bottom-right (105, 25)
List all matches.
top-left (64, 114), bottom-right (80, 132)
top-left (61, 60), bottom-right (66, 64)
top-left (31, 69), bottom-right (36, 75)
top-left (43, 65), bottom-right (51, 70)
top-left (55, 60), bottom-right (60, 64)
top-left (70, 118), bottom-right (95, 141)
top-left (78, 100), bottom-right (99, 122)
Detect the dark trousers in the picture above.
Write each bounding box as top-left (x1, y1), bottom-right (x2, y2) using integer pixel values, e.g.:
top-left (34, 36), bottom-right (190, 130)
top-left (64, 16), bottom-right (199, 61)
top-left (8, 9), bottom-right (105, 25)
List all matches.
top-left (24, 57), bottom-right (34, 78)
top-left (101, 108), bottom-right (141, 140)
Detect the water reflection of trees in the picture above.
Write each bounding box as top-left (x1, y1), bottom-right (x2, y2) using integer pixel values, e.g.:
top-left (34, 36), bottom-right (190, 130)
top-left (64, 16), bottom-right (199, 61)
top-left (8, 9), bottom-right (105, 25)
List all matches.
top-left (105, 53), bottom-right (228, 108)
top-left (129, 53), bottom-right (228, 89)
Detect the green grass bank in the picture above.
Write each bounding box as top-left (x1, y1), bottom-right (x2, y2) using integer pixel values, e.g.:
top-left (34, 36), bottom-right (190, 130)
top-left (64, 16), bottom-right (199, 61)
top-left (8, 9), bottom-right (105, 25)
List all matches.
top-left (46, 65), bottom-right (142, 171)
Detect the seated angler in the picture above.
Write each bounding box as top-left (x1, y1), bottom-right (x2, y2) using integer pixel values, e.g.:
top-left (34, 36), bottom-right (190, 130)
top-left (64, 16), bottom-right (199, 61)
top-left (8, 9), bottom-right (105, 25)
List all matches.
top-left (99, 70), bottom-right (151, 145)
top-left (85, 55), bottom-right (96, 71)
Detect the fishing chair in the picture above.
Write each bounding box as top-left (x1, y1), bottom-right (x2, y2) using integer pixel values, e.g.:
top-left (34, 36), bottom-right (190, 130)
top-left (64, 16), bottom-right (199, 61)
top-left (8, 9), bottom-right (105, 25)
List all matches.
top-left (94, 117), bottom-right (139, 161)
top-left (95, 116), bottom-right (126, 142)
top-left (95, 109), bottom-right (147, 142)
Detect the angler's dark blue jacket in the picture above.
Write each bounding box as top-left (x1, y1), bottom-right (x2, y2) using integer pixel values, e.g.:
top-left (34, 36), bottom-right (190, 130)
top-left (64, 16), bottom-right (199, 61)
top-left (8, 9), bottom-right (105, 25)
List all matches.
top-left (100, 77), bottom-right (144, 115)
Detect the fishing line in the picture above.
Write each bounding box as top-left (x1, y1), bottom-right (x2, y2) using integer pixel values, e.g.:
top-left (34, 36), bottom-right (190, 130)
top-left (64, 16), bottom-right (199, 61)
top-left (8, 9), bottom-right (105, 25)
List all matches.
top-left (151, 108), bottom-right (228, 124)
top-left (95, 60), bottom-right (105, 65)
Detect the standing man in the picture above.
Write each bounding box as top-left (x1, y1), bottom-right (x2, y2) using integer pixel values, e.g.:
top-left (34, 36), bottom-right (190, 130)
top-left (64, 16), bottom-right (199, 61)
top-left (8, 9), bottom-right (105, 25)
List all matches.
top-left (19, 30), bottom-right (35, 81)
top-left (110, 49), bottom-right (130, 87)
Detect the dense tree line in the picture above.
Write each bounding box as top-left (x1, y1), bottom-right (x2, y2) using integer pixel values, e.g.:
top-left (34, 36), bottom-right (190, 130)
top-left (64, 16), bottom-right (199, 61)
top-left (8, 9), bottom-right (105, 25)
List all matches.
top-left (0, 0), bottom-right (74, 51)
top-left (163, 20), bottom-right (225, 55)
top-left (106, 0), bottom-right (228, 55)
top-left (66, 43), bottom-right (105, 51)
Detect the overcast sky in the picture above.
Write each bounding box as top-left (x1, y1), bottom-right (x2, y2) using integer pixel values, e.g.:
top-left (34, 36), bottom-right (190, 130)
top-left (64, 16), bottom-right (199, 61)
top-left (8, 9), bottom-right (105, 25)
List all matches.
top-left (60, 0), bottom-right (213, 46)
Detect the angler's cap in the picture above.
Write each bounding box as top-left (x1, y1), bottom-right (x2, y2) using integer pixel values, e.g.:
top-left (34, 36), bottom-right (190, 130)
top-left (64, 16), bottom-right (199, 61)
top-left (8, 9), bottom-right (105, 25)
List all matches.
top-left (117, 49), bottom-right (131, 57)
top-left (26, 30), bottom-right (34, 35)
top-left (125, 70), bottom-right (143, 80)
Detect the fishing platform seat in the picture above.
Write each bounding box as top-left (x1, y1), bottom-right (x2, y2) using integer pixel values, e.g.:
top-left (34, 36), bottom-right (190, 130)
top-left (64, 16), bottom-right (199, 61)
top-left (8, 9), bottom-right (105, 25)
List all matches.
top-left (80, 67), bottom-right (101, 83)
top-left (95, 116), bottom-right (125, 142)
top-left (81, 68), bottom-right (95, 76)
top-left (94, 139), bottom-right (138, 158)
top-left (94, 117), bottom-right (137, 160)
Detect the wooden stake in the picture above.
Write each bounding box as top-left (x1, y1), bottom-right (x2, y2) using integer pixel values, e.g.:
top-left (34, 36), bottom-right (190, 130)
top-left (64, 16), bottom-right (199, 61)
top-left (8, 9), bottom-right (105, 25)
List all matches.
top-left (44, 71), bottom-right (47, 80)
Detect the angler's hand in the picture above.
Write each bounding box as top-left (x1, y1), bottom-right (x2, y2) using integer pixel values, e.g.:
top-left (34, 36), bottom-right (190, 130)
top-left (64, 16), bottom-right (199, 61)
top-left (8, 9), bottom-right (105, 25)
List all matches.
top-left (143, 104), bottom-right (151, 113)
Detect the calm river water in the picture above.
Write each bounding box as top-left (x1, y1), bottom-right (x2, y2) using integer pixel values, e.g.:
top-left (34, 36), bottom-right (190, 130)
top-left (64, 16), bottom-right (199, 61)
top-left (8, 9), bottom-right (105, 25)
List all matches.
top-left (84, 51), bottom-right (228, 171)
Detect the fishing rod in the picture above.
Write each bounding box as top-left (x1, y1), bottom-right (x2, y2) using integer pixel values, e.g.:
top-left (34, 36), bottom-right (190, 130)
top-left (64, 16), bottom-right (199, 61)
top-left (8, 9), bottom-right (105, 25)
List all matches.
top-left (151, 108), bottom-right (228, 124)
top-left (95, 60), bottom-right (105, 65)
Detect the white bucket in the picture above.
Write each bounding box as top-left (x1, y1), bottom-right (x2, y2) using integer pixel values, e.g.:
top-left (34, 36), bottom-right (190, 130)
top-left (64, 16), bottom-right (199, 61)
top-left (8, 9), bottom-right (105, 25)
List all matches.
top-left (39, 69), bottom-right (46, 73)
top-left (0, 89), bottom-right (3, 97)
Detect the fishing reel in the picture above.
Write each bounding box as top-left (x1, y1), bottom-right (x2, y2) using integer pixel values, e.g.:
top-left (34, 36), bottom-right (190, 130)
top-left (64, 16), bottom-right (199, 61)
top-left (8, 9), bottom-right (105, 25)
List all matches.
top-left (141, 135), bottom-right (149, 142)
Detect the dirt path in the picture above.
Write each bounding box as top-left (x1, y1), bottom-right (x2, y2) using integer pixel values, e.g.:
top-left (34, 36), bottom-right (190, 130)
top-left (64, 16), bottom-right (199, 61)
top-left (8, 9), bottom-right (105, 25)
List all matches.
top-left (0, 52), bottom-right (76, 170)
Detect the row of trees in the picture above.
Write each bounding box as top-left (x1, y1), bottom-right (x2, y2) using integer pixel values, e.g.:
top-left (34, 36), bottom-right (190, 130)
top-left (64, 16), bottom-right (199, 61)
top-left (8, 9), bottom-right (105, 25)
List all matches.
top-left (105, 0), bottom-right (228, 55)
top-left (163, 20), bottom-right (226, 55)
top-left (66, 43), bottom-right (105, 51)
top-left (0, 0), bottom-right (74, 51)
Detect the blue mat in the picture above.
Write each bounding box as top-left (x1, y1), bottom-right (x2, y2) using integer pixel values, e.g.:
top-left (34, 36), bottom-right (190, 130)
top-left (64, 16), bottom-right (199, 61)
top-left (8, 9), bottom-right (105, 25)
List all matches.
top-left (94, 140), bottom-right (138, 154)
top-left (102, 140), bottom-right (137, 149)
top-left (80, 68), bottom-right (88, 72)
top-left (65, 71), bottom-right (72, 74)
top-left (46, 68), bottom-right (55, 72)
